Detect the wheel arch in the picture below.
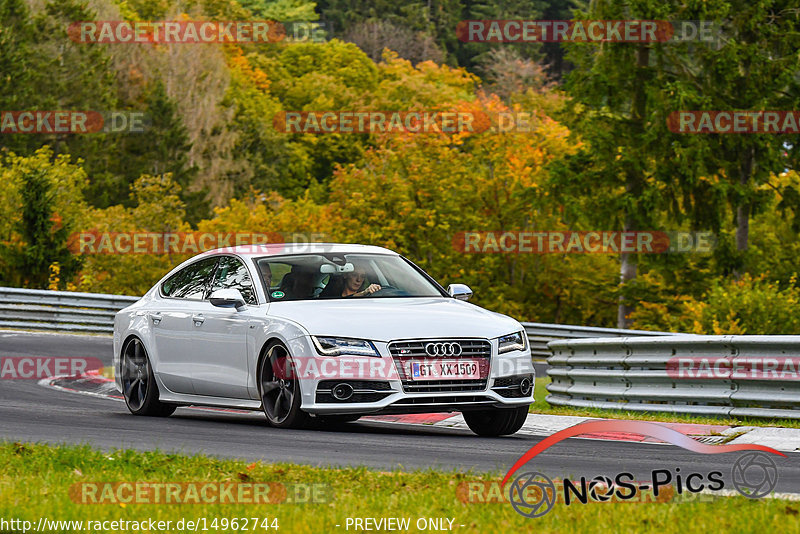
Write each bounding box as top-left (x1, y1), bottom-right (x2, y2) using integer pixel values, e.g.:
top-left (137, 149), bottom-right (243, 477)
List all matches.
top-left (255, 337), bottom-right (287, 393)
top-left (118, 333), bottom-right (145, 374)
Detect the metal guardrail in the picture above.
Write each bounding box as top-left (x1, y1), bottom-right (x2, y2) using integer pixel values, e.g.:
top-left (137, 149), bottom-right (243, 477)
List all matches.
top-left (547, 336), bottom-right (800, 419)
top-left (0, 287), bottom-right (139, 334)
top-left (522, 322), bottom-right (680, 360)
top-left (0, 286), bottom-right (684, 343)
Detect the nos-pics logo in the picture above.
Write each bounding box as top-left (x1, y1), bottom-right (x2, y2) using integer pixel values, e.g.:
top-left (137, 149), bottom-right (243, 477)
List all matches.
top-left (503, 420), bottom-right (783, 518)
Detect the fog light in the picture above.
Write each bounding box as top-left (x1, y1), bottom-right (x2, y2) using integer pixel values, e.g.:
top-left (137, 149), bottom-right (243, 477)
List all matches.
top-left (519, 377), bottom-right (532, 396)
top-left (332, 383), bottom-right (354, 401)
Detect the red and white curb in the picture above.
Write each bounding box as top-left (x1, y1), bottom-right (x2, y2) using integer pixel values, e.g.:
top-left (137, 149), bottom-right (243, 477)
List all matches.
top-left (39, 373), bottom-right (800, 452)
top-left (39, 373), bottom-right (122, 400)
top-left (423, 413), bottom-right (800, 452)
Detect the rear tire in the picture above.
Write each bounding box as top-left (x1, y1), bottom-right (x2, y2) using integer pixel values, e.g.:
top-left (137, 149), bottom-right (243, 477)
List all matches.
top-left (121, 337), bottom-right (176, 417)
top-left (463, 406), bottom-right (528, 436)
top-left (258, 341), bottom-right (310, 429)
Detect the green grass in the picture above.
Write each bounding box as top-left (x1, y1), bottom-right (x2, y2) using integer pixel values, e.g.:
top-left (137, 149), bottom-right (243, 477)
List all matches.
top-left (0, 442), bottom-right (797, 533)
top-left (532, 376), bottom-right (800, 429)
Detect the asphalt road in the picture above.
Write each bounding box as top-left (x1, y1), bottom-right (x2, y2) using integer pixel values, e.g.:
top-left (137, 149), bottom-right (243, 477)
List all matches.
top-left (1, 330), bottom-right (798, 494)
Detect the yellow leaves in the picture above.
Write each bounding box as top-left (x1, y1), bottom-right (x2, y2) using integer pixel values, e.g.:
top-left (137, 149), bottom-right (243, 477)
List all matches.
top-left (375, 50), bottom-right (478, 110)
top-left (48, 263), bottom-right (61, 292)
top-left (227, 48), bottom-right (271, 92)
top-left (631, 272), bottom-right (800, 335)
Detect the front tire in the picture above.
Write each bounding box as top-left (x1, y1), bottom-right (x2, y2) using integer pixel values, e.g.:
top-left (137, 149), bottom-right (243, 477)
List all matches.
top-left (463, 406), bottom-right (528, 436)
top-left (258, 341), bottom-right (309, 429)
top-left (121, 337), bottom-right (176, 417)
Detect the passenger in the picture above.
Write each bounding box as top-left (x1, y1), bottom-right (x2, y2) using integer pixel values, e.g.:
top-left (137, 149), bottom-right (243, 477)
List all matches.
top-left (342, 266), bottom-right (381, 297)
top-left (281, 265), bottom-right (317, 300)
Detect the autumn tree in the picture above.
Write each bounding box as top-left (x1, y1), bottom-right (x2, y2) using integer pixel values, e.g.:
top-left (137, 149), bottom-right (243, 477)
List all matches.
top-left (77, 173), bottom-right (193, 295)
top-left (343, 20), bottom-right (445, 64)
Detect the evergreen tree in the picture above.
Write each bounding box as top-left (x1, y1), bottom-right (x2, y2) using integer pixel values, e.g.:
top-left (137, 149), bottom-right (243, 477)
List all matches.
top-left (108, 81), bottom-right (204, 221)
top-left (0, 0), bottom-right (40, 154)
top-left (13, 167), bottom-right (81, 289)
top-left (238, 0), bottom-right (319, 20)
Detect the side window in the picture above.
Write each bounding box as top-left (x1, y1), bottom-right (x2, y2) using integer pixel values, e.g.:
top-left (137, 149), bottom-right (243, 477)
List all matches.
top-left (209, 256), bottom-right (257, 305)
top-left (161, 257), bottom-right (218, 299)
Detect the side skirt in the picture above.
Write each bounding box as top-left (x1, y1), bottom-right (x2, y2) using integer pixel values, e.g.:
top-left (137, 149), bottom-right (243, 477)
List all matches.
top-left (158, 391), bottom-right (262, 411)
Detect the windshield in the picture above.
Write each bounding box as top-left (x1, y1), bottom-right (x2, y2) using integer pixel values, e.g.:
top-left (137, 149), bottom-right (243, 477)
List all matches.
top-left (255, 253), bottom-right (446, 301)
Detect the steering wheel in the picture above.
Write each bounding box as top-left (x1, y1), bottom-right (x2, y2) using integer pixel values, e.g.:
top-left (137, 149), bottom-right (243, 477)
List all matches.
top-left (370, 285), bottom-right (406, 297)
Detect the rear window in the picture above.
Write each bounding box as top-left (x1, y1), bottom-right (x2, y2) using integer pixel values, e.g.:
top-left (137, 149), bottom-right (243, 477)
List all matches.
top-left (161, 257), bottom-right (218, 299)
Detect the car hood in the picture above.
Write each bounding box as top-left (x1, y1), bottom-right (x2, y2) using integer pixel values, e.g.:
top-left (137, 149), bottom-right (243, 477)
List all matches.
top-left (264, 298), bottom-right (523, 342)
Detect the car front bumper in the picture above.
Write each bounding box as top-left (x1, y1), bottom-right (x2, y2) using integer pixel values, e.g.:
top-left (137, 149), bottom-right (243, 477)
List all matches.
top-left (287, 335), bottom-right (535, 416)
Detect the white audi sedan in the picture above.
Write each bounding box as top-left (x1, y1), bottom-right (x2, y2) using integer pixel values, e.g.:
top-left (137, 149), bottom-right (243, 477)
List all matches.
top-left (113, 244), bottom-right (534, 436)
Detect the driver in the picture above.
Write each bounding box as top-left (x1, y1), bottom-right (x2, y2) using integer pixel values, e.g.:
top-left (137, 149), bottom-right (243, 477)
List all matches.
top-left (342, 266), bottom-right (381, 297)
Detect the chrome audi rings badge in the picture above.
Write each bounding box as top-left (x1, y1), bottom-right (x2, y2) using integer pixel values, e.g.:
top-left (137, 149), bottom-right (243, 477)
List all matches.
top-left (425, 342), bottom-right (462, 356)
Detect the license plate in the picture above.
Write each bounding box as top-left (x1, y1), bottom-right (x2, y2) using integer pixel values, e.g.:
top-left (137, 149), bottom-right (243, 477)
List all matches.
top-left (410, 359), bottom-right (481, 380)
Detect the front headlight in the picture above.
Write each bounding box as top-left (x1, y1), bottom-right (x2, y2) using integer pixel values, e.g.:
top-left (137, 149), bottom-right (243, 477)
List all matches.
top-left (312, 336), bottom-right (380, 357)
top-left (497, 331), bottom-right (526, 354)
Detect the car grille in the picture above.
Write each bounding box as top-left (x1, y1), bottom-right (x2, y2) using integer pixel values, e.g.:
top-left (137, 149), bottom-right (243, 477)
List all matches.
top-left (388, 339), bottom-right (491, 393)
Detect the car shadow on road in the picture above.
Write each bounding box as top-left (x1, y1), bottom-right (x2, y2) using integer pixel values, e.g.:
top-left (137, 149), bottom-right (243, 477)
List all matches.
top-left (140, 407), bottom-right (533, 439)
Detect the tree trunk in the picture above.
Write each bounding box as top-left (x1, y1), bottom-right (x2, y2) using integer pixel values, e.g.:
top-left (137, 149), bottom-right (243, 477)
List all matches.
top-left (733, 147), bottom-right (754, 279)
top-left (735, 203), bottom-right (749, 251)
top-left (617, 219), bottom-right (638, 328)
top-left (617, 45), bottom-right (649, 328)
top-left (617, 266), bottom-right (637, 327)
top-left (736, 148), bottom-right (754, 252)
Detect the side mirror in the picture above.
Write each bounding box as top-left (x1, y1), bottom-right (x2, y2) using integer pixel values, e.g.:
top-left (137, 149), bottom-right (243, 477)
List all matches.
top-left (447, 283), bottom-right (473, 302)
top-left (209, 288), bottom-right (247, 311)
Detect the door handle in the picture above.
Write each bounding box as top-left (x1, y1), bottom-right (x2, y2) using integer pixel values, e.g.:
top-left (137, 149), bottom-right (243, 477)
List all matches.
top-left (192, 314), bottom-right (205, 326)
top-left (150, 312), bottom-right (162, 325)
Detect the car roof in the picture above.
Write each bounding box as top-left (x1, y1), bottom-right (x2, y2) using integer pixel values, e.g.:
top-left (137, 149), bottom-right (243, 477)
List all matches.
top-left (197, 243), bottom-right (399, 258)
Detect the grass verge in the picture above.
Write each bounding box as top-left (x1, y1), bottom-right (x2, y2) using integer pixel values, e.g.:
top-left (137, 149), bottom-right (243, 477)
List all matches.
top-left (0, 442), bottom-right (797, 533)
top-left (531, 376), bottom-right (800, 429)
